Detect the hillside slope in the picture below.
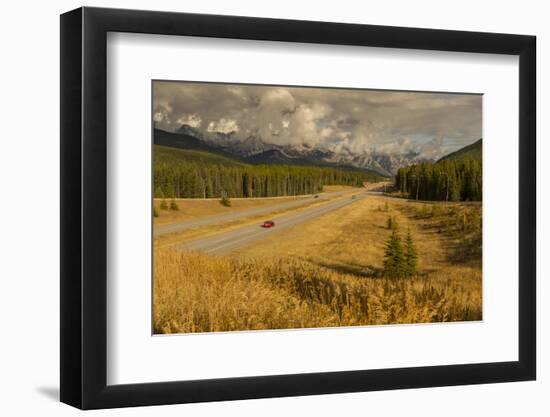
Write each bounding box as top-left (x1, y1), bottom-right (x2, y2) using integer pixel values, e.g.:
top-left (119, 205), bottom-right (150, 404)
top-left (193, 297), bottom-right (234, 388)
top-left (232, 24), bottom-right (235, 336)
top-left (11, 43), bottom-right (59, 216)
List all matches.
top-left (438, 139), bottom-right (482, 162)
top-left (154, 145), bottom-right (247, 167)
top-left (154, 128), bottom-right (239, 159)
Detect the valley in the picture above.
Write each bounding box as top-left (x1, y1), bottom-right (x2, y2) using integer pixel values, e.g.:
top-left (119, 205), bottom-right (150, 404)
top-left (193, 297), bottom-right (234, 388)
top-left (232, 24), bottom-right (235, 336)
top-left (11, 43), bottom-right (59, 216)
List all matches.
top-left (151, 82), bottom-right (483, 335)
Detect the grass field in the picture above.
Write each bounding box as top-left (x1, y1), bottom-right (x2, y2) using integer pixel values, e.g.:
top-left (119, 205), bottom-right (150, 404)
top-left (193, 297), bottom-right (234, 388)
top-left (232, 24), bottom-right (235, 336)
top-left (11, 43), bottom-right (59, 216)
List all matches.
top-left (153, 185), bottom-right (359, 226)
top-left (154, 195), bottom-right (309, 226)
top-left (153, 194), bottom-right (482, 334)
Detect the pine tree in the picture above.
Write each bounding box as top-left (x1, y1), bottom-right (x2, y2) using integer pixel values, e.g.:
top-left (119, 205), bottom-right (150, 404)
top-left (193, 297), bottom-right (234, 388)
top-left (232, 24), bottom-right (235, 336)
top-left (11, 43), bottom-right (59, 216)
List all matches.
top-left (404, 229), bottom-right (418, 276)
top-left (169, 198), bottom-right (179, 211)
top-left (219, 192), bottom-right (231, 207)
top-left (383, 231), bottom-right (405, 278)
top-left (154, 149), bottom-right (380, 200)
top-left (154, 186), bottom-right (165, 199)
top-left (395, 158), bottom-right (481, 202)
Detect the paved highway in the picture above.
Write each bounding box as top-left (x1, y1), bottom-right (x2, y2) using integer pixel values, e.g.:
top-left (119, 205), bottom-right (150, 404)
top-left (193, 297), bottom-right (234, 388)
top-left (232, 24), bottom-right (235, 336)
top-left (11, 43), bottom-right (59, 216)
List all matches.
top-left (179, 193), bottom-right (367, 255)
top-left (154, 189), bottom-right (357, 237)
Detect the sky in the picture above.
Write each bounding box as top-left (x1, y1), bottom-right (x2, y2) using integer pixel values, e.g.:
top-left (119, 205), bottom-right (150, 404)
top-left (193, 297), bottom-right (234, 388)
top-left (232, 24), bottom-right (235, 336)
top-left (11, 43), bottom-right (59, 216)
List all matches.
top-left (153, 81), bottom-right (482, 159)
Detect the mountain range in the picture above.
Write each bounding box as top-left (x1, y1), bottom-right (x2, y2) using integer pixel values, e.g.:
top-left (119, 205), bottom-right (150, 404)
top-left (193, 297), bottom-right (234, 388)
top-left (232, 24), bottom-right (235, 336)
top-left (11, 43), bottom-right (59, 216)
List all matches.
top-left (154, 125), bottom-right (476, 176)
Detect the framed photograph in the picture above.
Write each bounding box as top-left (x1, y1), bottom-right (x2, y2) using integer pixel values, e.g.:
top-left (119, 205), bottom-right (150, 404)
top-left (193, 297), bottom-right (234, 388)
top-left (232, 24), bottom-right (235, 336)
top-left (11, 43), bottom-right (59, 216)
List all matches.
top-left (60, 7), bottom-right (536, 409)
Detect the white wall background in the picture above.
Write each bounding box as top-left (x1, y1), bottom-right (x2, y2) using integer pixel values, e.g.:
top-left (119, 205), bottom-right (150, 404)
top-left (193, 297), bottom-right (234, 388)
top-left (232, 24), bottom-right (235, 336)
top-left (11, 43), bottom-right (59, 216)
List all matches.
top-left (0, 0), bottom-right (545, 415)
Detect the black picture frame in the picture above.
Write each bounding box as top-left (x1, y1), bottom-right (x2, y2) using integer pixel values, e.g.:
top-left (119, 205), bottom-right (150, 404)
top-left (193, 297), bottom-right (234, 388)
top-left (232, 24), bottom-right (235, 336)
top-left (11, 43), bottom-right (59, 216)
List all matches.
top-left (60, 6), bottom-right (536, 410)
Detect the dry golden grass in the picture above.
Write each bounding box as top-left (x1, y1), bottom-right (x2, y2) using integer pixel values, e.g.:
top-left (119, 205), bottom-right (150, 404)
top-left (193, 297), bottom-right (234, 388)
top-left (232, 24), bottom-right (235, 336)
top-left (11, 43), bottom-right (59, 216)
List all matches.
top-left (154, 196), bottom-right (310, 226)
top-left (153, 195), bottom-right (482, 334)
top-left (235, 196), bottom-right (480, 273)
top-left (363, 181), bottom-right (394, 191)
top-left (322, 185), bottom-right (356, 192)
top-left (154, 250), bottom-right (338, 333)
top-left (154, 249), bottom-right (481, 334)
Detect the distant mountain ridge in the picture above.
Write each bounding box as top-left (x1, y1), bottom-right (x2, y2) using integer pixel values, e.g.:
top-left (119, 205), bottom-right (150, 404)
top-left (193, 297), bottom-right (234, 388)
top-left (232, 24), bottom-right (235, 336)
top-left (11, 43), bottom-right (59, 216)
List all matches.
top-left (154, 125), bottom-right (437, 175)
top-left (438, 139), bottom-right (482, 162)
top-left (154, 128), bottom-right (238, 159)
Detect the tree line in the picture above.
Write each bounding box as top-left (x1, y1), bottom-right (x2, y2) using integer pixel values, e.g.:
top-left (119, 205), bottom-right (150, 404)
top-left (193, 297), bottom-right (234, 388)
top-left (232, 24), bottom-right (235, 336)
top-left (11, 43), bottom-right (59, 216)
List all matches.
top-left (154, 160), bottom-right (377, 198)
top-left (394, 159), bottom-right (482, 202)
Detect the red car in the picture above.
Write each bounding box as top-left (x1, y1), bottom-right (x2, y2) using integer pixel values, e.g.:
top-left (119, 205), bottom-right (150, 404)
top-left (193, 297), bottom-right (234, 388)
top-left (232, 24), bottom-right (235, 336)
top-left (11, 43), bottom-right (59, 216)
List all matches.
top-left (261, 220), bottom-right (275, 228)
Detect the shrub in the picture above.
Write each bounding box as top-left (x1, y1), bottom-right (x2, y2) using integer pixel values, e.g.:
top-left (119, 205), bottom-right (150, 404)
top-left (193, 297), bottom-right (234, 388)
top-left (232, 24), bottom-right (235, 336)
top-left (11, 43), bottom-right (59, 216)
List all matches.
top-left (153, 205), bottom-right (159, 218)
top-left (220, 195), bottom-right (231, 207)
top-left (169, 198), bottom-right (179, 211)
top-left (160, 199), bottom-right (168, 210)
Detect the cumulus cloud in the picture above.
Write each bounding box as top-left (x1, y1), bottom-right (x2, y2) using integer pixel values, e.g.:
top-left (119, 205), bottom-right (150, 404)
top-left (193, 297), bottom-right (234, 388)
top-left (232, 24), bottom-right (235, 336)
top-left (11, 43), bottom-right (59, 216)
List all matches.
top-left (207, 118), bottom-right (240, 134)
top-left (176, 114), bottom-right (202, 128)
top-left (153, 81), bottom-right (482, 158)
top-left (153, 103), bottom-right (172, 125)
